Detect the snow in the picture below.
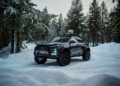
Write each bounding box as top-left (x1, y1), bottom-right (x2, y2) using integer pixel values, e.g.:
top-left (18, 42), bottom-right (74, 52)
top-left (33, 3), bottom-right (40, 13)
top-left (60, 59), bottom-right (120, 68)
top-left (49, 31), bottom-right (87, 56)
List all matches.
top-left (4, 6), bottom-right (17, 15)
top-left (0, 44), bottom-right (11, 58)
top-left (0, 42), bottom-right (120, 86)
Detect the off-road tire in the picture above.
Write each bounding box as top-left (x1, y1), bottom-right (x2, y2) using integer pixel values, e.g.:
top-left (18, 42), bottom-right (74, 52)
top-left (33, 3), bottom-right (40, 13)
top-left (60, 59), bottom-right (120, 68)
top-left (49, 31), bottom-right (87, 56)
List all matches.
top-left (34, 56), bottom-right (47, 64)
top-left (82, 50), bottom-right (90, 61)
top-left (57, 51), bottom-right (71, 66)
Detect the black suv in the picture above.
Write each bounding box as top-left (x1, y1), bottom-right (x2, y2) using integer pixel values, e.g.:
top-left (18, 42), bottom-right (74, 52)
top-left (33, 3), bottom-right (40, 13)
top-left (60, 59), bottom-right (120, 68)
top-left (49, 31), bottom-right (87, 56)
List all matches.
top-left (34, 36), bottom-right (91, 66)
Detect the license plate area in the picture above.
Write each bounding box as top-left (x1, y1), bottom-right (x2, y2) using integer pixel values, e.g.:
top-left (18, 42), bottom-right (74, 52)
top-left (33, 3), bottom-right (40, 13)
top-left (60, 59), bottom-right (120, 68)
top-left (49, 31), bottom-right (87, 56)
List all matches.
top-left (37, 50), bottom-right (48, 55)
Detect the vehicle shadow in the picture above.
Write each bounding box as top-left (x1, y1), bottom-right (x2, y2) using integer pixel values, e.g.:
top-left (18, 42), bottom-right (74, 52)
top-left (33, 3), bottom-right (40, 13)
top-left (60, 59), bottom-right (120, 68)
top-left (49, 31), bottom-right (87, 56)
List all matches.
top-left (28, 58), bottom-right (83, 67)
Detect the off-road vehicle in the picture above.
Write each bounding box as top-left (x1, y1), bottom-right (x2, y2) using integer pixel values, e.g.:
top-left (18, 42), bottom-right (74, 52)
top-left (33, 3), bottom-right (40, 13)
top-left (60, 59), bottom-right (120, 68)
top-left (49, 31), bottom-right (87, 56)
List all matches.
top-left (34, 36), bottom-right (90, 66)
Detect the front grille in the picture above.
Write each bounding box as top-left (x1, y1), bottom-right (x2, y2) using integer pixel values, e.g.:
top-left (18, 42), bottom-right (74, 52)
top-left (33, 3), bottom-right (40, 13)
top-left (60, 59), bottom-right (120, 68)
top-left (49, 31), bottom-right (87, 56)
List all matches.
top-left (35, 44), bottom-right (57, 55)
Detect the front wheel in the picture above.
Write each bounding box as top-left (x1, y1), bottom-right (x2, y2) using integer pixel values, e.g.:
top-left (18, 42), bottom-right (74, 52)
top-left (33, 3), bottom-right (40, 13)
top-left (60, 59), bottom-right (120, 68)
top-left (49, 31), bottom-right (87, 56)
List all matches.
top-left (57, 51), bottom-right (71, 66)
top-left (82, 50), bottom-right (90, 61)
top-left (34, 56), bottom-right (47, 64)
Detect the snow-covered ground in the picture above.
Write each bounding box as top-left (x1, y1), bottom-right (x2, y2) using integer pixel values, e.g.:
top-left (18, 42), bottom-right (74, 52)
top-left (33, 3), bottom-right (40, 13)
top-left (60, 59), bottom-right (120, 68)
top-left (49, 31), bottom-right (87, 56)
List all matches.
top-left (0, 42), bottom-right (120, 86)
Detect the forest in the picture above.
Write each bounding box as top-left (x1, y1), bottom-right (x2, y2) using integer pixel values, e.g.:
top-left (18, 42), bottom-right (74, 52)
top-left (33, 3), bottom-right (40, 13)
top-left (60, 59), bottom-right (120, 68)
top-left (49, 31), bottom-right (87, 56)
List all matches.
top-left (0, 0), bottom-right (120, 54)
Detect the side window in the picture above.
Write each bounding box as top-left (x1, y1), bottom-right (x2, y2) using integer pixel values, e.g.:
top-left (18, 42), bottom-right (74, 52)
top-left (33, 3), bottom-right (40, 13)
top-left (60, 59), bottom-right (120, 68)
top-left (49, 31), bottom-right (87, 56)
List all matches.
top-left (75, 37), bottom-right (83, 43)
top-left (77, 39), bottom-right (83, 43)
top-left (70, 40), bottom-right (76, 44)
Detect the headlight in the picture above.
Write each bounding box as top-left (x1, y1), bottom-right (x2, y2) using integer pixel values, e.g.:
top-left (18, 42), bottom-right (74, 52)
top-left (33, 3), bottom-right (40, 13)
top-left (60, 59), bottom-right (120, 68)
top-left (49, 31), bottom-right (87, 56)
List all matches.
top-left (34, 50), bottom-right (48, 55)
top-left (51, 48), bottom-right (57, 55)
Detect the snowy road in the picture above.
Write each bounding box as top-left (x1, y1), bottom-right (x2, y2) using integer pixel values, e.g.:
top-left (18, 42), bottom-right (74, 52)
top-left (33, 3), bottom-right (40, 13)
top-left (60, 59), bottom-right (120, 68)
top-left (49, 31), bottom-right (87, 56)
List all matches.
top-left (0, 42), bottom-right (120, 86)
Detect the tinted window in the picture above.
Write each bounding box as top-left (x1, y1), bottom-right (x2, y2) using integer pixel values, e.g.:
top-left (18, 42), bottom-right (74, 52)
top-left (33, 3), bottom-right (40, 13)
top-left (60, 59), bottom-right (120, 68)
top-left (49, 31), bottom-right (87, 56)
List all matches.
top-left (52, 37), bottom-right (70, 43)
top-left (77, 39), bottom-right (83, 43)
top-left (69, 40), bottom-right (76, 44)
top-left (75, 37), bottom-right (83, 43)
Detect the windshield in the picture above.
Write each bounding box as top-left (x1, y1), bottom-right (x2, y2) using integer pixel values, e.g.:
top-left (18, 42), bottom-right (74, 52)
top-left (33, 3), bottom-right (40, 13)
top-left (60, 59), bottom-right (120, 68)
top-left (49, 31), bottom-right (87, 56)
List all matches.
top-left (52, 37), bottom-right (70, 43)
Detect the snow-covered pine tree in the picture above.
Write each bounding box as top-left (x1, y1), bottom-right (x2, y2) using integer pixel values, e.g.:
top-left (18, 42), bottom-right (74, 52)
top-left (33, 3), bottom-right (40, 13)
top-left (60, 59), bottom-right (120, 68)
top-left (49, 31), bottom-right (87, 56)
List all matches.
top-left (0, 0), bottom-right (57, 53)
top-left (15, 0), bottom-right (36, 53)
top-left (109, 7), bottom-right (116, 42)
top-left (41, 7), bottom-right (50, 26)
top-left (57, 13), bottom-right (64, 35)
top-left (0, 0), bottom-right (10, 49)
top-left (100, 1), bottom-right (109, 43)
top-left (0, 0), bottom-right (20, 53)
top-left (67, 0), bottom-right (84, 36)
top-left (80, 14), bottom-right (90, 43)
top-left (59, 18), bottom-right (68, 36)
top-left (45, 16), bottom-right (58, 42)
top-left (0, 0), bottom-right (36, 53)
top-left (113, 0), bottom-right (120, 43)
top-left (88, 0), bottom-right (101, 46)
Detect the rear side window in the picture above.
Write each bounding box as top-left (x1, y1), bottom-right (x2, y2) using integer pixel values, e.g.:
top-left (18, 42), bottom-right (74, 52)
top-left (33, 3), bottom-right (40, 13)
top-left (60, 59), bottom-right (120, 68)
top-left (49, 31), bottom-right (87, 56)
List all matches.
top-left (77, 39), bottom-right (83, 43)
top-left (52, 37), bottom-right (70, 43)
top-left (75, 37), bottom-right (83, 43)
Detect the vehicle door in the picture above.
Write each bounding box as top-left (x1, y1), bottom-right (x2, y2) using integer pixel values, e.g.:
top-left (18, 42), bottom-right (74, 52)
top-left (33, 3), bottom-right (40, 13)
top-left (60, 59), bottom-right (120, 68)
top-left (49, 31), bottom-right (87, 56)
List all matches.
top-left (75, 38), bottom-right (84, 56)
top-left (69, 39), bottom-right (81, 56)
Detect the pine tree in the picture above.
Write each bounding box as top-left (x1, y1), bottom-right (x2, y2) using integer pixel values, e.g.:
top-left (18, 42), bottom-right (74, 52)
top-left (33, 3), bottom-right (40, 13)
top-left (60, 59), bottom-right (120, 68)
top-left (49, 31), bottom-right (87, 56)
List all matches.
top-left (67, 0), bottom-right (84, 36)
top-left (113, 0), bottom-right (120, 42)
top-left (57, 13), bottom-right (64, 35)
top-left (15, 0), bottom-right (36, 53)
top-left (88, 0), bottom-right (101, 46)
top-left (0, 0), bottom-right (36, 53)
top-left (46, 17), bottom-right (58, 42)
top-left (41, 7), bottom-right (50, 26)
top-left (31, 7), bottom-right (57, 42)
top-left (51, 17), bottom-right (58, 36)
top-left (81, 14), bottom-right (90, 43)
top-left (109, 7), bottom-right (116, 42)
top-left (0, 0), bottom-right (57, 53)
top-left (59, 18), bottom-right (68, 36)
top-left (100, 1), bottom-right (109, 43)
top-left (0, 1), bottom-right (10, 49)
top-left (0, 0), bottom-right (19, 53)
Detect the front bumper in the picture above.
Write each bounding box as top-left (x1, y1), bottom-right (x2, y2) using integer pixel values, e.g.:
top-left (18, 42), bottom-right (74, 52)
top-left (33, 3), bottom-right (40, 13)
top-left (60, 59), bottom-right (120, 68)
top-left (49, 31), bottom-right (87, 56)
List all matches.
top-left (34, 51), bottom-right (58, 59)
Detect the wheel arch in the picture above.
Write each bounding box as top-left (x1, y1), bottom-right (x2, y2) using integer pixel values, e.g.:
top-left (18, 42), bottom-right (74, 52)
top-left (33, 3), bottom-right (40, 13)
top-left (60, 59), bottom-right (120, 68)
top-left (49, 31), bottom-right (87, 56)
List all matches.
top-left (59, 47), bottom-right (70, 56)
top-left (63, 48), bottom-right (70, 54)
top-left (86, 47), bottom-right (90, 51)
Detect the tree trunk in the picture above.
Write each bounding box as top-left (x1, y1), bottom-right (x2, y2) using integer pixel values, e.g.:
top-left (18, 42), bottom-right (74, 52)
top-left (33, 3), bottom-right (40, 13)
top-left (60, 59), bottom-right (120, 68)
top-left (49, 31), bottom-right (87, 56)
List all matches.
top-left (16, 30), bottom-right (21, 53)
top-left (11, 29), bottom-right (15, 54)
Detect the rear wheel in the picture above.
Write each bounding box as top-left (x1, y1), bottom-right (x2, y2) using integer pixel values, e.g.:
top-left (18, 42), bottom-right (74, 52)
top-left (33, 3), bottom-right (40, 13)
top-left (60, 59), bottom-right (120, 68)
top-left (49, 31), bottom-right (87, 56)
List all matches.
top-left (34, 56), bottom-right (47, 64)
top-left (57, 51), bottom-right (71, 66)
top-left (82, 50), bottom-right (90, 61)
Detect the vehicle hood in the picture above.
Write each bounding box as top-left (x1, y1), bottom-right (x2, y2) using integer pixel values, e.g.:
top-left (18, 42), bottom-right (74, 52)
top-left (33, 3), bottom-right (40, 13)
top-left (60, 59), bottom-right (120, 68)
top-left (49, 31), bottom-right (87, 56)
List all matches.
top-left (36, 42), bottom-right (69, 49)
top-left (49, 42), bottom-right (68, 45)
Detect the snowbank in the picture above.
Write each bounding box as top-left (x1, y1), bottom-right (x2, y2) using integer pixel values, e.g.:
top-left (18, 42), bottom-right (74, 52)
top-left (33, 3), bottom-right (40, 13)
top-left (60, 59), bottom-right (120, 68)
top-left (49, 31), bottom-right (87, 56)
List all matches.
top-left (0, 70), bottom-right (120, 86)
top-left (0, 42), bottom-right (120, 86)
top-left (0, 44), bottom-right (11, 58)
top-left (91, 42), bottom-right (120, 53)
top-left (82, 74), bottom-right (120, 86)
top-left (69, 74), bottom-right (120, 86)
top-left (0, 68), bottom-right (78, 86)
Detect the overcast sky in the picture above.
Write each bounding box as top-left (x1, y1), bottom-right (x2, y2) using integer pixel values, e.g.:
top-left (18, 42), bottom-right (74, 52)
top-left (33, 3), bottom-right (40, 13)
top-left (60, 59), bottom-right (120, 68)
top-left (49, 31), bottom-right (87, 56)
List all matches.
top-left (32, 0), bottom-right (116, 18)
